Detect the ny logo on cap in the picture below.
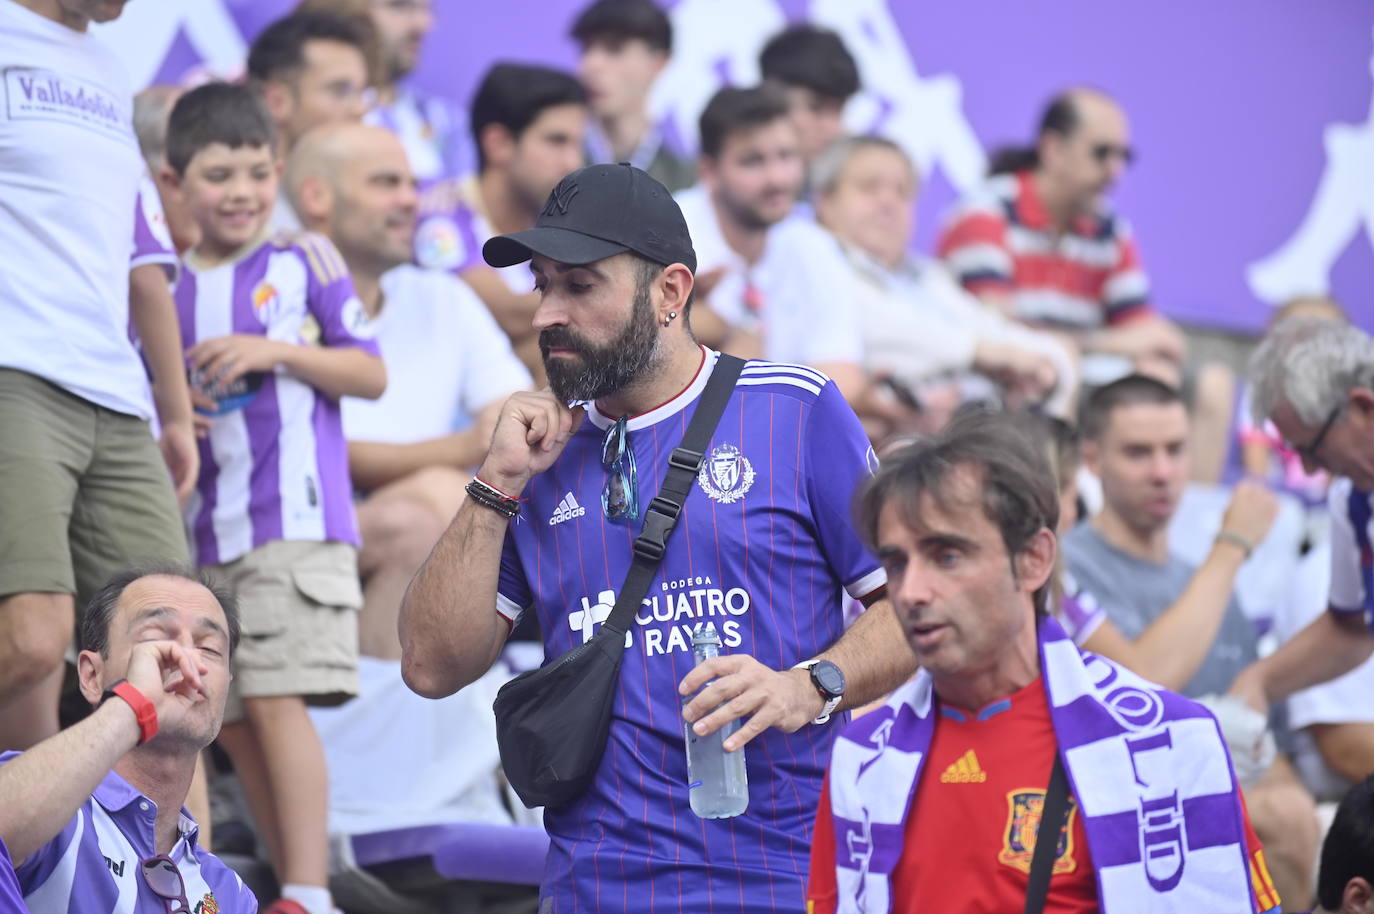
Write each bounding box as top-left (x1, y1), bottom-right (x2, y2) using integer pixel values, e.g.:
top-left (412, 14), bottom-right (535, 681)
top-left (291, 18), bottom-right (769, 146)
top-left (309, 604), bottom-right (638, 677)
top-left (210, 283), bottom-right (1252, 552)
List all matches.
top-left (542, 179), bottom-right (580, 216)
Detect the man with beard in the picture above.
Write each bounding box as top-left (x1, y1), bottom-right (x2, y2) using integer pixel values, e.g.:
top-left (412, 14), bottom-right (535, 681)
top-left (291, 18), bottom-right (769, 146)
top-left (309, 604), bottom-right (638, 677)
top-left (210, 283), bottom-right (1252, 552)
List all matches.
top-left (0, 565), bottom-right (257, 913)
top-left (674, 85), bottom-right (868, 409)
top-left (414, 63), bottom-right (588, 379)
top-left (286, 122), bottom-right (530, 659)
top-left (247, 10), bottom-right (371, 231)
top-left (808, 411), bottom-right (1278, 914)
top-left (938, 88), bottom-right (1186, 376)
top-left (399, 162), bottom-right (917, 911)
top-left (938, 88), bottom-right (1244, 483)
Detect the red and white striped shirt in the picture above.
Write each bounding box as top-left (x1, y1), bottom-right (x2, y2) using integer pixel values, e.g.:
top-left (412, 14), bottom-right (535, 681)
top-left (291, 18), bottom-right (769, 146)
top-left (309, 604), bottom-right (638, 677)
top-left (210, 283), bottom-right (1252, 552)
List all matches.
top-left (938, 170), bottom-right (1154, 331)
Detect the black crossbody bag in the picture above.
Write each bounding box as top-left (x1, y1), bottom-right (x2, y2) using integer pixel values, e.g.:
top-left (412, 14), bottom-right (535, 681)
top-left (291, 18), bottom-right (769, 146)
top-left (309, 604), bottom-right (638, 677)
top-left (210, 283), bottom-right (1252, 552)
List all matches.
top-left (493, 354), bottom-right (745, 810)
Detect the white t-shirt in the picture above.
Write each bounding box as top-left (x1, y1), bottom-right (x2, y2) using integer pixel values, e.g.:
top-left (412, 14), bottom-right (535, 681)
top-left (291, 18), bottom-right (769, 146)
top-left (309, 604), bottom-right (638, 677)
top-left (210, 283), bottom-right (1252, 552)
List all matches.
top-left (1326, 477), bottom-right (1374, 627)
top-left (842, 246), bottom-right (1076, 417)
top-left (1272, 533), bottom-right (1374, 799)
top-left (342, 265), bottom-right (531, 443)
top-left (674, 184), bottom-right (863, 367)
top-left (0, 2), bottom-right (151, 418)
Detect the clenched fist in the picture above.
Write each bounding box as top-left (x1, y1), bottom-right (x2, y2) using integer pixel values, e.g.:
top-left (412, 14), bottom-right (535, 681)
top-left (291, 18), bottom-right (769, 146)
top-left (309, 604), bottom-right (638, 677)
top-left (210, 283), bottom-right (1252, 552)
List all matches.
top-left (477, 389), bottom-right (585, 495)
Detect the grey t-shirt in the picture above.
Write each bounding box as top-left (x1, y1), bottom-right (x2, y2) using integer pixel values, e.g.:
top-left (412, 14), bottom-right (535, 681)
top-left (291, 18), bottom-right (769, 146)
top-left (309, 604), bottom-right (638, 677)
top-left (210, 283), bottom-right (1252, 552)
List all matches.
top-left (1061, 522), bottom-right (1258, 698)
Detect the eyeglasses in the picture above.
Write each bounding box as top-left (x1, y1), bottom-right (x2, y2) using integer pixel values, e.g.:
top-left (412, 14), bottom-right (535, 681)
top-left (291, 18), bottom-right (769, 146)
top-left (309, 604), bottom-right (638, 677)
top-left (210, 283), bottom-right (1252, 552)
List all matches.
top-left (1292, 404), bottom-right (1343, 464)
top-left (374, 0), bottom-right (432, 13)
top-left (141, 855), bottom-right (192, 914)
top-left (1091, 143), bottom-right (1135, 166)
top-left (601, 416), bottom-right (640, 522)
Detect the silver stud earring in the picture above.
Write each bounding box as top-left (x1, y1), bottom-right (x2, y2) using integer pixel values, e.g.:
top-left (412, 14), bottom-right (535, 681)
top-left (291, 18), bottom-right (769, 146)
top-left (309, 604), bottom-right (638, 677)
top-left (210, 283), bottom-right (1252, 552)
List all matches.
top-left (662, 311), bottom-right (677, 327)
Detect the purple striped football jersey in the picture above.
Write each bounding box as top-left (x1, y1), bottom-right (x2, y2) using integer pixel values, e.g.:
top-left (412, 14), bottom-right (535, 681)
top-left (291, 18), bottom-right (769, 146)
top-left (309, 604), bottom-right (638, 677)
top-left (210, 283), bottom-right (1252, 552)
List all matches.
top-left (2, 752), bottom-right (257, 913)
top-left (497, 349), bottom-right (885, 912)
top-left (365, 88), bottom-right (469, 185)
top-left (175, 232), bottom-right (379, 566)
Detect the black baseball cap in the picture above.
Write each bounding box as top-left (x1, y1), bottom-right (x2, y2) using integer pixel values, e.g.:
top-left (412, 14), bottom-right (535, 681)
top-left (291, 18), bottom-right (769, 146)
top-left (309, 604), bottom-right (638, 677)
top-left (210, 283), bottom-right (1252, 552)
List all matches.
top-left (483, 163), bottom-right (697, 273)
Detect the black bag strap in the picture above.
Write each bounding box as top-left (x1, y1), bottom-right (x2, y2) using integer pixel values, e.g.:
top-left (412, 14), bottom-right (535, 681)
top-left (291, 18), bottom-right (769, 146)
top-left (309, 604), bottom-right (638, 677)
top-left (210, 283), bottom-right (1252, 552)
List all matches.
top-left (600, 354), bottom-right (746, 637)
top-left (1024, 752), bottom-right (1071, 914)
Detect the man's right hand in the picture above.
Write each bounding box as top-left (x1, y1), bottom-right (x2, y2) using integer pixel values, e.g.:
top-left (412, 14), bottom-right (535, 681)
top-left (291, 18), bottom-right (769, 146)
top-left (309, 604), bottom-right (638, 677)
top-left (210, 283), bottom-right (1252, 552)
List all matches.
top-left (476, 389), bottom-right (584, 494)
top-left (973, 342), bottom-right (1057, 402)
top-left (1220, 479), bottom-right (1279, 549)
top-left (122, 640), bottom-right (209, 738)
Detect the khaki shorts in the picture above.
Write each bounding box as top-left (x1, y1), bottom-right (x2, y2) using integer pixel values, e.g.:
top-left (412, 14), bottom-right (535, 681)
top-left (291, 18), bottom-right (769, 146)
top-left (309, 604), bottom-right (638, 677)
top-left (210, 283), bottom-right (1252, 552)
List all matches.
top-left (0, 368), bottom-right (188, 606)
top-left (207, 539), bottom-right (361, 722)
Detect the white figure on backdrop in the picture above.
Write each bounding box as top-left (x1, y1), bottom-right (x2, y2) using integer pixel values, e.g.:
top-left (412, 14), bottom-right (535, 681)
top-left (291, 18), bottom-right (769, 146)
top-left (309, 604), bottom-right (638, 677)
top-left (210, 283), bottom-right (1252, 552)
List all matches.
top-left (1247, 26), bottom-right (1374, 303)
top-left (812, 0), bottom-right (986, 193)
top-left (92, 0), bottom-right (245, 87)
top-left (653, 0), bottom-right (985, 195)
top-left (649, 0), bottom-right (784, 150)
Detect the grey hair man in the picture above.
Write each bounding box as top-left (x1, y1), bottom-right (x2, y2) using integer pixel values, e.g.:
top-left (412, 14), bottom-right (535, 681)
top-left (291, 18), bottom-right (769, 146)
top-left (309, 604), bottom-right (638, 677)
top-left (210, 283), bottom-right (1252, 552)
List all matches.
top-left (1231, 319), bottom-right (1374, 719)
top-left (812, 134), bottom-right (1075, 431)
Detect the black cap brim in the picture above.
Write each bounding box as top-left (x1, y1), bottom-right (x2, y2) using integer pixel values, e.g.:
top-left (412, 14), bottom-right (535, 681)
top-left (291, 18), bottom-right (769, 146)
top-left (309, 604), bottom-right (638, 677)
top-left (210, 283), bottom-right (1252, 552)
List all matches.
top-left (483, 226), bottom-right (631, 268)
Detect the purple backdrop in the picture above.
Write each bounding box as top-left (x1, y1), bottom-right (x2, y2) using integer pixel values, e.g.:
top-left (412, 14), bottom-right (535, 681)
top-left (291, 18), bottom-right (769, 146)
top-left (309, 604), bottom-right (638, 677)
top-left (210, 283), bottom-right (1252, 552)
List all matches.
top-left (110, 0), bottom-right (1373, 333)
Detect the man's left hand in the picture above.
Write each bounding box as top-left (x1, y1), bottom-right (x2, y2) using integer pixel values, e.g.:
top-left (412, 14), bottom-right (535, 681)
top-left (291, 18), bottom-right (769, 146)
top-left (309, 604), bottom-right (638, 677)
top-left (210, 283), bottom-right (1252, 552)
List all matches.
top-left (679, 656), bottom-right (824, 752)
top-left (159, 419), bottom-right (199, 506)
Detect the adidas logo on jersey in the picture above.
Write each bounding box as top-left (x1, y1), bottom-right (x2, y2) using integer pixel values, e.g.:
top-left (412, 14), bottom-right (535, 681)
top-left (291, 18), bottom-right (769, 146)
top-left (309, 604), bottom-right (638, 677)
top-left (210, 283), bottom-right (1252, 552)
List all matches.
top-left (939, 749), bottom-right (987, 783)
top-left (549, 493), bottom-right (586, 526)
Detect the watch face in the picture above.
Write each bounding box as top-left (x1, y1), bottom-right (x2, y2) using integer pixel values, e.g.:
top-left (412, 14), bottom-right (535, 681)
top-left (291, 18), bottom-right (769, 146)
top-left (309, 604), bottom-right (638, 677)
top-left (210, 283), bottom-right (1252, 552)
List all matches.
top-left (812, 661), bottom-right (846, 697)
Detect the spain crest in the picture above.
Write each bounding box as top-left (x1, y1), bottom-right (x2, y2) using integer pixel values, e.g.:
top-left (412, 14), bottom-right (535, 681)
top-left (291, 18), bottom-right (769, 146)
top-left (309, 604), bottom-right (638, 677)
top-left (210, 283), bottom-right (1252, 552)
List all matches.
top-left (194, 892), bottom-right (219, 914)
top-left (997, 789), bottom-right (1077, 875)
top-left (697, 443), bottom-right (755, 504)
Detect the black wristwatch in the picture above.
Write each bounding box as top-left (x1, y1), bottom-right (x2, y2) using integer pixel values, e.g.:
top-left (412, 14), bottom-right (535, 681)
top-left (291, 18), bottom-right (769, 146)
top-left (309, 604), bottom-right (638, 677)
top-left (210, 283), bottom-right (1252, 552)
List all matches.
top-left (794, 659), bottom-right (846, 724)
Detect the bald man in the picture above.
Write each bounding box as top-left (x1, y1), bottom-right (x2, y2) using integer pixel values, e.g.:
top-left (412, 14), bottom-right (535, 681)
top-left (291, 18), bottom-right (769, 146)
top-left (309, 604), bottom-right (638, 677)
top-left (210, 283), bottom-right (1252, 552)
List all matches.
top-left (286, 124), bottom-right (530, 658)
top-left (937, 88), bottom-right (1242, 481)
top-left (939, 88), bottom-right (1185, 366)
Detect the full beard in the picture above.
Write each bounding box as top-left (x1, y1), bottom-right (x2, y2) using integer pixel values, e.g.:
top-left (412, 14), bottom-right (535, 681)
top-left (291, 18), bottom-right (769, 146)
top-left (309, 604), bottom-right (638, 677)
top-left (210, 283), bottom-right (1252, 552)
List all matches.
top-left (718, 184), bottom-right (794, 231)
top-left (541, 281), bottom-right (662, 403)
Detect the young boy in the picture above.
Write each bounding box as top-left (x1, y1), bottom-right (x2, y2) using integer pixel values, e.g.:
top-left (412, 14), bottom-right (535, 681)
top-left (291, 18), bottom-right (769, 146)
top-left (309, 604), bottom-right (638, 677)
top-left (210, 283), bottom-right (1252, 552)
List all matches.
top-left (163, 82), bottom-right (386, 914)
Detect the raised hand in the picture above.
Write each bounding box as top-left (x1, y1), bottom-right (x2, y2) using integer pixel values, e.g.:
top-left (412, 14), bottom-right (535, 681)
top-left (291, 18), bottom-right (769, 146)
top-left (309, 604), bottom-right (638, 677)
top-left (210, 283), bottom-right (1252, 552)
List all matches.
top-left (1221, 479), bottom-right (1279, 550)
top-left (476, 389), bottom-right (584, 494)
top-left (122, 640), bottom-right (210, 738)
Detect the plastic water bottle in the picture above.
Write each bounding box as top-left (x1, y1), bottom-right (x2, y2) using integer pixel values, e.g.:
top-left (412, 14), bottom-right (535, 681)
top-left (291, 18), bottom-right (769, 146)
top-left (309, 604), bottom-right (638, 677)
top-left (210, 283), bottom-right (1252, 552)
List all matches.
top-left (683, 622), bottom-right (749, 818)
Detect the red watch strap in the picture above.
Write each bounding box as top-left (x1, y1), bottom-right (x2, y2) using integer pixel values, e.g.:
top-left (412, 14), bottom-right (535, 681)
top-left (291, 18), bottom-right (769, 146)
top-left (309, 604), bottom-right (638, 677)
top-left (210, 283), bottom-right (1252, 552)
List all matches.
top-left (111, 680), bottom-right (159, 745)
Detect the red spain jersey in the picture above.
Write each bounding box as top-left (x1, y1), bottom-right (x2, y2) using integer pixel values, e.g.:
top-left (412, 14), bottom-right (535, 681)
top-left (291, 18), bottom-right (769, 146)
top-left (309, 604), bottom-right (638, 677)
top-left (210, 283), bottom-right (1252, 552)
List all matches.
top-left (937, 170), bottom-right (1155, 332)
top-left (806, 678), bottom-right (1280, 914)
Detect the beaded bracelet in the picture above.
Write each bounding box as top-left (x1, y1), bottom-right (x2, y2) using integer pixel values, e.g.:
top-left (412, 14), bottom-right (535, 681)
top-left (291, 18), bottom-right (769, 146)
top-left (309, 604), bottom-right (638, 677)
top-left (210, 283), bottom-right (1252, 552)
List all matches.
top-left (466, 476), bottom-right (521, 519)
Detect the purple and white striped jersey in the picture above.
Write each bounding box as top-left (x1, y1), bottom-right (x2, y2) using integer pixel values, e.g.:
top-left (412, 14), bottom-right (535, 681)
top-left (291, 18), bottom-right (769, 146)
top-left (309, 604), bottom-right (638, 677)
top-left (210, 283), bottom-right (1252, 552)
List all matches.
top-left (365, 88), bottom-right (470, 185)
top-left (176, 232), bottom-right (380, 566)
top-left (413, 175), bottom-right (534, 294)
top-left (1, 753), bottom-right (257, 913)
top-left (497, 350), bottom-right (885, 912)
top-left (131, 174), bottom-right (177, 284)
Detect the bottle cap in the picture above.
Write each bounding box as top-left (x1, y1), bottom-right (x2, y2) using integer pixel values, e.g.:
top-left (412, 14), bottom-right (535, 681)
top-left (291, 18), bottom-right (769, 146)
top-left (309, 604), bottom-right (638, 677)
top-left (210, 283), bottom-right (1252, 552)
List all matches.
top-left (691, 621), bottom-right (721, 646)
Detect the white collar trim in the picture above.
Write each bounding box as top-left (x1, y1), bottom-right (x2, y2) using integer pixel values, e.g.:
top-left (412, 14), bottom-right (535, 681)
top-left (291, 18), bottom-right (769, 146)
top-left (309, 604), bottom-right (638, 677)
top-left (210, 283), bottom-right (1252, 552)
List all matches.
top-left (585, 347), bottom-right (719, 433)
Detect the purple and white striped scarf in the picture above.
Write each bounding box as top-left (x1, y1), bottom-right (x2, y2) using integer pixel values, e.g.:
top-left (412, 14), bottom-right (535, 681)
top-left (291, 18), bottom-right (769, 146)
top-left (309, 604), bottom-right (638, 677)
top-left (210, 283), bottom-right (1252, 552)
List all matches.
top-left (828, 616), bottom-right (1259, 913)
